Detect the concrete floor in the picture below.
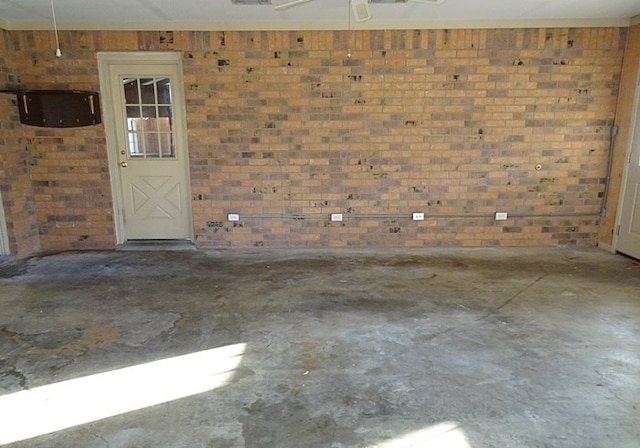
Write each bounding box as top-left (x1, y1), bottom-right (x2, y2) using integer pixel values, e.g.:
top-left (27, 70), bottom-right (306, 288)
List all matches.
top-left (0, 247), bottom-right (639, 448)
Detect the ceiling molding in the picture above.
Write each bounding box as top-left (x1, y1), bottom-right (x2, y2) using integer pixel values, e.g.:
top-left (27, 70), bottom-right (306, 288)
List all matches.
top-left (0, 17), bottom-right (632, 32)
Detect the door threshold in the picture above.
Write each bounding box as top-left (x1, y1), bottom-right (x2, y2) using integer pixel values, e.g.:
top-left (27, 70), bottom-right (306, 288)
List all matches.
top-left (116, 240), bottom-right (197, 252)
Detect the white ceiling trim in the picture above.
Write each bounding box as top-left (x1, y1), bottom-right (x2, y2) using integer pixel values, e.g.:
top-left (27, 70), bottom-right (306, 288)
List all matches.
top-left (0, 17), bottom-right (632, 32)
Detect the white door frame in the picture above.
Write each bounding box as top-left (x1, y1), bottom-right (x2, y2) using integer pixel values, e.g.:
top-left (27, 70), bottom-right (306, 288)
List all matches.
top-left (613, 59), bottom-right (640, 254)
top-left (0, 191), bottom-right (10, 255)
top-left (97, 52), bottom-right (193, 244)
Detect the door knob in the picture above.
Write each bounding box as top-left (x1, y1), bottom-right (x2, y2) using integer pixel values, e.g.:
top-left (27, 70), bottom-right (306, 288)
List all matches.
top-left (120, 161), bottom-right (128, 167)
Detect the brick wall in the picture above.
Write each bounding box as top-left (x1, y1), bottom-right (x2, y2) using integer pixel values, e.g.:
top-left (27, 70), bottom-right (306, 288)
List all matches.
top-left (0, 30), bottom-right (41, 256)
top-left (6, 31), bottom-right (114, 252)
top-left (2, 28), bottom-right (626, 252)
top-left (184, 28), bottom-right (624, 248)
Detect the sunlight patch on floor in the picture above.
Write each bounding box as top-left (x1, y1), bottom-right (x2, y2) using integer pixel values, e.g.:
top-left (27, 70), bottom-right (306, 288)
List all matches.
top-left (0, 343), bottom-right (246, 445)
top-left (374, 422), bottom-right (472, 448)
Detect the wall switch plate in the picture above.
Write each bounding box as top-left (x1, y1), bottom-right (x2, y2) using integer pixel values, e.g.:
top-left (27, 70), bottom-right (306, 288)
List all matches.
top-left (412, 212), bottom-right (425, 221)
top-left (228, 214), bottom-right (240, 222)
top-left (331, 213), bottom-right (343, 222)
top-left (495, 212), bottom-right (508, 221)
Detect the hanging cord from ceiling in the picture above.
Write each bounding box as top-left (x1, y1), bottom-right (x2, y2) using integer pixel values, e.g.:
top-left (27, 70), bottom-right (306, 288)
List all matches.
top-left (347, 0), bottom-right (352, 58)
top-left (50, 0), bottom-right (62, 57)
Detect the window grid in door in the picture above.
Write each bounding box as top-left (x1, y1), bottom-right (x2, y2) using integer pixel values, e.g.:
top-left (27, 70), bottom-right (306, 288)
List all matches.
top-left (122, 77), bottom-right (175, 159)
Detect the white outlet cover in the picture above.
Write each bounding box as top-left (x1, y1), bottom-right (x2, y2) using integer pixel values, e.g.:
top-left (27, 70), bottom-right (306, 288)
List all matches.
top-left (495, 212), bottom-right (508, 221)
top-left (412, 212), bottom-right (425, 221)
top-left (331, 213), bottom-right (343, 222)
top-left (228, 214), bottom-right (240, 222)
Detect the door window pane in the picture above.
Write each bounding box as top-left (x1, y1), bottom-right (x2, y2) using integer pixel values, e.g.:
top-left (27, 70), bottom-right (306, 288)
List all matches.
top-left (158, 106), bottom-right (172, 118)
top-left (143, 134), bottom-right (161, 157)
top-left (121, 76), bottom-right (176, 159)
top-left (141, 106), bottom-right (157, 119)
top-left (159, 133), bottom-right (175, 157)
top-left (139, 78), bottom-right (156, 104)
top-left (141, 117), bottom-right (157, 133)
top-left (126, 106), bottom-right (140, 118)
top-left (123, 79), bottom-right (139, 104)
top-left (157, 79), bottom-right (172, 104)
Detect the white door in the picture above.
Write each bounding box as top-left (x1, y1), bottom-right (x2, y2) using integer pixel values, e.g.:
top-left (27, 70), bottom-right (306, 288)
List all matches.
top-left (98, 53), bottom-right (192, 243)
top-left (616, 69), bottom-right (640, 260)
top-left (0, 191), bottom-right (10, 255)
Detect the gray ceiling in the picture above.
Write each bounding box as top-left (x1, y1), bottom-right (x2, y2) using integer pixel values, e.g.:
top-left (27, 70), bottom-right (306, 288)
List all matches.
top-left (0, 0), bottom-right (639, 31)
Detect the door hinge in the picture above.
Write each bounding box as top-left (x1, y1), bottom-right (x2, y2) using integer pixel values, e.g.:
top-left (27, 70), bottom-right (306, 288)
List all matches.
top-left (616, 225), bottom-right (621, 236)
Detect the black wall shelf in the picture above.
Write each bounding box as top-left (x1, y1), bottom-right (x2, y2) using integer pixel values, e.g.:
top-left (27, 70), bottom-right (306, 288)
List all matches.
top-left (0, 89), bottom-right (101, 128)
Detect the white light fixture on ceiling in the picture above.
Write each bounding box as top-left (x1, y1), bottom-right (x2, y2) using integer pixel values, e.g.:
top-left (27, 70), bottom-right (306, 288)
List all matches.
top-left (351, 0), bottom-right (372, 22)
top-left (271, 0), bottom-right (313, 10)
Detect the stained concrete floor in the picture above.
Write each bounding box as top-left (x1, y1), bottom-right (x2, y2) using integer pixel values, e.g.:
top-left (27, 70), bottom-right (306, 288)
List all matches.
top-left (0, 247), bottom-right (639, 448)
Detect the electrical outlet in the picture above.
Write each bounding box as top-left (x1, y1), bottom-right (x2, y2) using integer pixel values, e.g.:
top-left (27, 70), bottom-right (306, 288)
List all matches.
top-left (227, 214), bottom-right (240, 222)
top-left (495, 212), bottom-right (508, 221)
top-left (412, 212), bottom-right (425, 221)
top-left (330, 213), bottom-right (343, 222)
